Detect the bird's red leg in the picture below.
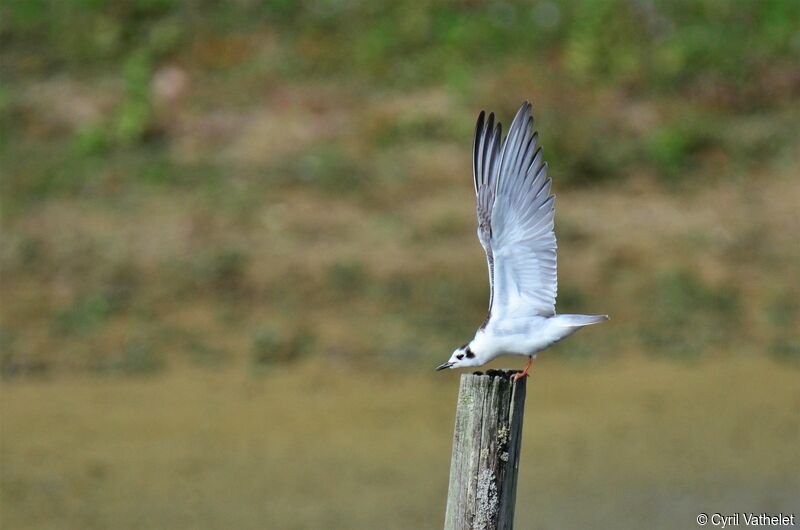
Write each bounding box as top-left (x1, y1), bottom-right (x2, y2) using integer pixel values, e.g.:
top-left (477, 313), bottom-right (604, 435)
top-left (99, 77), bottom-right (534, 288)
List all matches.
top-left (513, 356), bottom-right (534, 382)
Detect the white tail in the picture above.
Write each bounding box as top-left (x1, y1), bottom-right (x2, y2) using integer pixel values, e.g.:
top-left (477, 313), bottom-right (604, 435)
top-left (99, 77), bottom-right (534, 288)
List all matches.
top-left (556, 314), bottom-right (610, 327)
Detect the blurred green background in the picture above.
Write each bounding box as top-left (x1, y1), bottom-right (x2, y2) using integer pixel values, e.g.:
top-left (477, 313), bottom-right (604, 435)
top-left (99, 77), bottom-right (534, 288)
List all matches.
top-left (1, 1), bottom-right (799, 528)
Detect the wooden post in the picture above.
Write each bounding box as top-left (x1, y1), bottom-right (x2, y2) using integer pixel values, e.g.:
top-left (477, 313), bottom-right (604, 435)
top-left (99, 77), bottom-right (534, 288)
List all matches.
top-left (444, 370), bottom-right (527, 530)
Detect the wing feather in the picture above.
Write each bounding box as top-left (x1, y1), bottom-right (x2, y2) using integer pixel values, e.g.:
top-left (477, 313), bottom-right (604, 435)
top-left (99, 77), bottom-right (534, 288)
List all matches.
top-left (473, 111), bottom-right (503, 322)
top-left (473, 101), bottom-right (558, 321)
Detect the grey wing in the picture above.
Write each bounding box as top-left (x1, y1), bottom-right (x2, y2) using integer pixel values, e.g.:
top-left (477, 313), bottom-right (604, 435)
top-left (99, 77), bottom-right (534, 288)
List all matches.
top-left (489, 102), bottom-right (558, 320)
top-left (472, 110), bottom-right (503, 321)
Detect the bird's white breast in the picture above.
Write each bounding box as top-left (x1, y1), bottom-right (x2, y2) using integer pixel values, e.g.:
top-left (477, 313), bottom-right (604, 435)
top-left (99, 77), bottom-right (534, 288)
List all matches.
top-left (473, 316), bottom-right (577, 361)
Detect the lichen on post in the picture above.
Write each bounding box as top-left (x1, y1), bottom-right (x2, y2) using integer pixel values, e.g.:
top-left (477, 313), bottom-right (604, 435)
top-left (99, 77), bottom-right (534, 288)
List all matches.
top-left (444, 370), bottom-right (527, 530)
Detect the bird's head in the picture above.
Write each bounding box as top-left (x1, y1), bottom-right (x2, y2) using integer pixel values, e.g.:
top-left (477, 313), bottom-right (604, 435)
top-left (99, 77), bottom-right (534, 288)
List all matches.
top-left (436, 343), bottom-right (481, 371)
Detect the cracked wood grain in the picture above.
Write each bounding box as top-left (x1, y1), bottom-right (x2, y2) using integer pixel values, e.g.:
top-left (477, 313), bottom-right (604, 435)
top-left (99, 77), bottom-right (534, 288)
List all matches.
top-left (444, 370), bottom-right (527, 530)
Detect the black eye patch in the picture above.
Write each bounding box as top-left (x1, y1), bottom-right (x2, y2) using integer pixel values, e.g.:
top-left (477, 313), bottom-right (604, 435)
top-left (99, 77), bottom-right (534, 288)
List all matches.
top-left (456, 353), bottom-right (464, 360)
top-left (465, 349), bottom-right (475, 359)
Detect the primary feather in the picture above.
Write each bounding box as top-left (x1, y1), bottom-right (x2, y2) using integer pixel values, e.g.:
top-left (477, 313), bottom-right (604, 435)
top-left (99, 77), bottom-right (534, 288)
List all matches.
top-left (474, 101), bottom-right (557, 322)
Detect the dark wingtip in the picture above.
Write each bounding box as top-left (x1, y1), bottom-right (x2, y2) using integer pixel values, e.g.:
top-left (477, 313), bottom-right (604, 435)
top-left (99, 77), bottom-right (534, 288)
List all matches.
top-left (520, 100), bottom-right (533, 119)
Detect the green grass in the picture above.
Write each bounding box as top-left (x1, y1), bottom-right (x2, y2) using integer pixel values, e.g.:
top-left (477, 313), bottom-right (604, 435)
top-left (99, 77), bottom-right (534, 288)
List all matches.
top-left (1, 0), bottom-right (799, 490)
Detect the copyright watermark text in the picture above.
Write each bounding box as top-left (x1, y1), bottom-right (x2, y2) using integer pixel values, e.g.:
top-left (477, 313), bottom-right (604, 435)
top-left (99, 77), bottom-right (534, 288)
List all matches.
top-left (697, 513), bottom-right (796, 527)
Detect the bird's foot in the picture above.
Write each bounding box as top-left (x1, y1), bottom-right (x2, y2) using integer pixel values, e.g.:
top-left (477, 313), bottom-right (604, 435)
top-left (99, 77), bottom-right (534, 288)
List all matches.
top-left (512, 356), bottom-right (534, 382)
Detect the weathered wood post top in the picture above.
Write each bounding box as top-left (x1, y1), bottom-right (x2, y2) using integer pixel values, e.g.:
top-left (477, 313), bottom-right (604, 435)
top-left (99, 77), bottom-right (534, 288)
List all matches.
top-left (444, 370), bottom-right (527, 530)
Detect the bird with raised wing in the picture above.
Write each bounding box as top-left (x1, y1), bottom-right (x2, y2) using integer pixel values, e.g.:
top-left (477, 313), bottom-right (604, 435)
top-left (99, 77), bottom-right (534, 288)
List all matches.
top-left (436, 102), bottom-right (608, 380)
